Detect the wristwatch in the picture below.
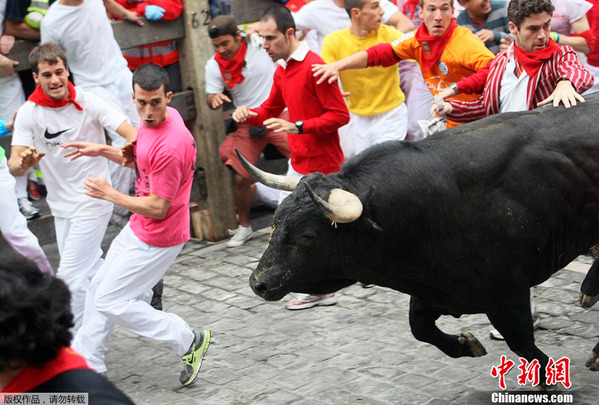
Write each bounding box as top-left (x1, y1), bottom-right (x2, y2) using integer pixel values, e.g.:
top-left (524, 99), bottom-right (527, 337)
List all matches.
top-left (295, 120), bottom-right (304, 134)
top-left (449, 82), bottom-right (459, 95)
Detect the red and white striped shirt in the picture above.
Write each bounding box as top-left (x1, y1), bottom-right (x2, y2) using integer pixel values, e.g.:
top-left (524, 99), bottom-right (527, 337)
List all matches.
top-left (448, 45), bottom-right (594, 123)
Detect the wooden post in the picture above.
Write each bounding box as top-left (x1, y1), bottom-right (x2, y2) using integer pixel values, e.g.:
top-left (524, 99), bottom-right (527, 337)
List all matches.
top-left (178, 0), bottom-right (237, 241)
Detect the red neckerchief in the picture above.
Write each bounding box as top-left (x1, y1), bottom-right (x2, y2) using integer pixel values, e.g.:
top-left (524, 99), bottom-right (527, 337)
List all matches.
top-left (403, 0), bottom-right (420, 20)
top-left (513, 39), bottom-right (559, 78)
top-left (27, 82), bottom-right (83, 111)
top-left (2, 347), bottom-right (89, 393)
top-left (215, 40), bottom-right (247, 90)
top-left (415, 18), bottom-right (458, 72)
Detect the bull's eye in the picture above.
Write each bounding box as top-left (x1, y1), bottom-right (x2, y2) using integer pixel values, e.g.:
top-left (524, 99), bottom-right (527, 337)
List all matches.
top-left (300, 232), bottom-right (316, 240)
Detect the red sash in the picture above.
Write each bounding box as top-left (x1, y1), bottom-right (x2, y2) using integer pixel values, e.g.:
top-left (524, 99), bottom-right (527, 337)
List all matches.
top-left (27, 82), bottom-right (83, 111)
top-left (2, 347), bottom-right (90, 393)
top-left (415, 19), bottom-right (458, 72)
top-left (513, 40), bottom-right (559, 78)
top-left (215, 40), bottom-right (247, 90)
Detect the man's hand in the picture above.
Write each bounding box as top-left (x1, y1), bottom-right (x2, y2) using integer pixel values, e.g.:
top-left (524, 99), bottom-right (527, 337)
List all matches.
top-left (312, 62), bottom-right (340, 85)
top-left (120, 141), bottom-right (136, 166)
top-left (123, 10), bottom-right (144, 26)
top-left (18, 146), bottom-right (45, 169)
top-left (263, 118), bottom-right (296, 134)
top-left (430, 99), bottom-right (453, 118)
top-left (499, 36), bottom-right (513, 52)
top-left (62, 142), bottom-right (105, 160)
top-left (475, 29), bottom-right (495, 44)
top-left (232, 106), bottom-right (258, 123)
top-left (84, 177), bottom-right (114, 201)
top-left (207, 93), bottom-right (232, 109)
top-left (0, 54), bottom-right (18, 78)
top-left (0, 34), bottom-right (15, 55)
top-left (538, 80), bottom-right (585, 108)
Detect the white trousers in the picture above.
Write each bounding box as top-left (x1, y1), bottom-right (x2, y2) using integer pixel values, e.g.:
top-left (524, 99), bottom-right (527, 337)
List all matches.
top-left (350, 102), bottom-right (408, 155)
top-left (398, 60), bottom-right (434, 141)
top-left (0, 158), bottom-right (52, 274)
top-left (54, 212), bottom-right (111, 332)
top-left (73, 224), bottom-right (194, 373)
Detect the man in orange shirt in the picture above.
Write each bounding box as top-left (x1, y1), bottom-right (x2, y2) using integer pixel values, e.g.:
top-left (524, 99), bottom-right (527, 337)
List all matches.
top-left (313, 0), bottom-right (494, 127)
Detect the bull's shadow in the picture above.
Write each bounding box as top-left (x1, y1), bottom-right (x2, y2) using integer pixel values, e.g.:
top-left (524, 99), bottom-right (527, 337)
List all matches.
top-left (235, 93), bottom-right (599, 388)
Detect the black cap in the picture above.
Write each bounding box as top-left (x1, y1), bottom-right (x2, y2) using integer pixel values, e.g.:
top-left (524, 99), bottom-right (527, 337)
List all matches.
top-left (208, 15), bottom-right (239, 38)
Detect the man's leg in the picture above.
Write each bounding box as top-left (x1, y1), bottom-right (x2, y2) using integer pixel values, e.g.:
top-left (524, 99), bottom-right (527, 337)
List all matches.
top-left (72, 226), bottom-right (128, 373)
top-left (94, 225), bottom-right (194, 354)
top-left (234, 173), bottom-right (256, 228)
top-left (220, 123), bottom-right (265, 247)
top-left (0, 159), bottom-right (52, 274)
top-left (55, 212), bottom-right (111, 331)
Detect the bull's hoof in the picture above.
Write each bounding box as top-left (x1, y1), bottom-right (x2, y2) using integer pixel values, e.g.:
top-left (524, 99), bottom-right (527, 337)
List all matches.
top-left (585, 351), bottom-right (599, 371)
top-left (579, 292), bottom-right (599, 308)
top-left (458, 332), bottom-right (487, 357)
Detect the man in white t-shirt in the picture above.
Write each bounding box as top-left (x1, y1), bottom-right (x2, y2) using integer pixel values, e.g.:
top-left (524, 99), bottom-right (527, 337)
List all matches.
top-left (205, 15), bottom-right (290, 248)
top-left (41, 0), bottom-right (141, 227)
top-left (8, 42), bottom-right (137, 332)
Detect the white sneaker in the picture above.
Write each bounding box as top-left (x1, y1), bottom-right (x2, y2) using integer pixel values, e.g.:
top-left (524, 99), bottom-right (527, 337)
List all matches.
top-left (18, 198), bottom-right (40, 220)
top-left (227, 225), bottom-right (253, 247)
top-left (286, 293), bottom-right (337, 310)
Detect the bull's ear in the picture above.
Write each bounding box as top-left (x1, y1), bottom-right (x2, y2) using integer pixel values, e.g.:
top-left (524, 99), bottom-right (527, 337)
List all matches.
top-left (305, 184), bottom-right (363, 224)
top-left (235, 148), bottom-right (301, 191)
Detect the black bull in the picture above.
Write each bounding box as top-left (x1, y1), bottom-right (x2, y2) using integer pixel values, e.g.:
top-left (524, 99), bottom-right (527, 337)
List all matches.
top-left (237, 94), bottom-right (599, 385)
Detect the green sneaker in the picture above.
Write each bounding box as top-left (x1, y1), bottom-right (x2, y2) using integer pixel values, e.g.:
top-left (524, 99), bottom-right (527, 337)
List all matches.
top-left (179, 329), bottom-right (211, 386)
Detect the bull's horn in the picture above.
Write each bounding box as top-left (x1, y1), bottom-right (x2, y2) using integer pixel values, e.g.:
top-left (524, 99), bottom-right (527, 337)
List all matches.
top-left (235, 148), bottom-right (301, 191)
top-left (305, 184), bottom-right (363, 224)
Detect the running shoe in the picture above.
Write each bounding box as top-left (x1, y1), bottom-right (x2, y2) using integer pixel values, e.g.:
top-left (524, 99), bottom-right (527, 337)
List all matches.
top-left (179, 329), bottom-right (211, 386)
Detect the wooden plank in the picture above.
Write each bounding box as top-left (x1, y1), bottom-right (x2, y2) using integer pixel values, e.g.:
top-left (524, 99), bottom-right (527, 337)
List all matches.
top-left (231, 0), bottom-right (280, 23)
top-left (5, 39), bottom-right (36, 73)
top-left (177, 0), bottom-right (237, 241)
top-left (112, 17), bottom-right (185, 50)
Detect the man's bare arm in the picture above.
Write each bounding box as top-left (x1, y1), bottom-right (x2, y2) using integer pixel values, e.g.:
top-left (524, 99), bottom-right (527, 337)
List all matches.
top-left (312, 50), bottom-right (369, 84)
top-left (3, 20), bottom-right (40, 40)
top-left (116, 120), bottom-right (138, 143)
top-left (62, 142), bottom-right (125, 165)
top-left (8, 145), bottom-right (45, 177)
top-left (85, 177), bottom-right (171, 219)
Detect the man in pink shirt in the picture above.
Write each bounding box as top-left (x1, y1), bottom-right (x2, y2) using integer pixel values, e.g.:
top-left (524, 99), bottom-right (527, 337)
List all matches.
top-left (65, 64), bottom-right (210, 386)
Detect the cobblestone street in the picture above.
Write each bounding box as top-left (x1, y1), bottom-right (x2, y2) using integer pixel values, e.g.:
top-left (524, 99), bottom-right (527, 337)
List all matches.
top-left (95, 228), bottom-right (599, 405)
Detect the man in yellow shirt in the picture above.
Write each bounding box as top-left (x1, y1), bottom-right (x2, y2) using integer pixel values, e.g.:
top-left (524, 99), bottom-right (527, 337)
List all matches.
top-left (314, 0), bottom-right (495, 128)
top-left (321, 0), bottom-right (408, 153)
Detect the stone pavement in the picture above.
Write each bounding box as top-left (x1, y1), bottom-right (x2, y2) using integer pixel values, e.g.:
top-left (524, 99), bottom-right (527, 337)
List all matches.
top-left (91, 227), bottom-right (598, 405)
top-left (2, 204), bottom-right (598, 404)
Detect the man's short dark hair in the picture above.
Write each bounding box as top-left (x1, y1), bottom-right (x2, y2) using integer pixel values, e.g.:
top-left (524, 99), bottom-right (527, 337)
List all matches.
top-left (132, 63), bottom-right (170, 94)
top-left (345, 0), bottom-right (367, 18)
top-left (29, 42), bottom-right (69, 74)
top-left (0, 257), bottom-right (73, 372)
top-left (508, 0), bottom-right (555, 29)
top-left (261, 4), bottom-right (296, 34)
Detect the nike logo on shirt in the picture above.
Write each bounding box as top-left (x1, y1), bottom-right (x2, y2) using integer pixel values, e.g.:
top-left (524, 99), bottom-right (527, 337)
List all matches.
top-left (44, 128), bottom-right (72, 139)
